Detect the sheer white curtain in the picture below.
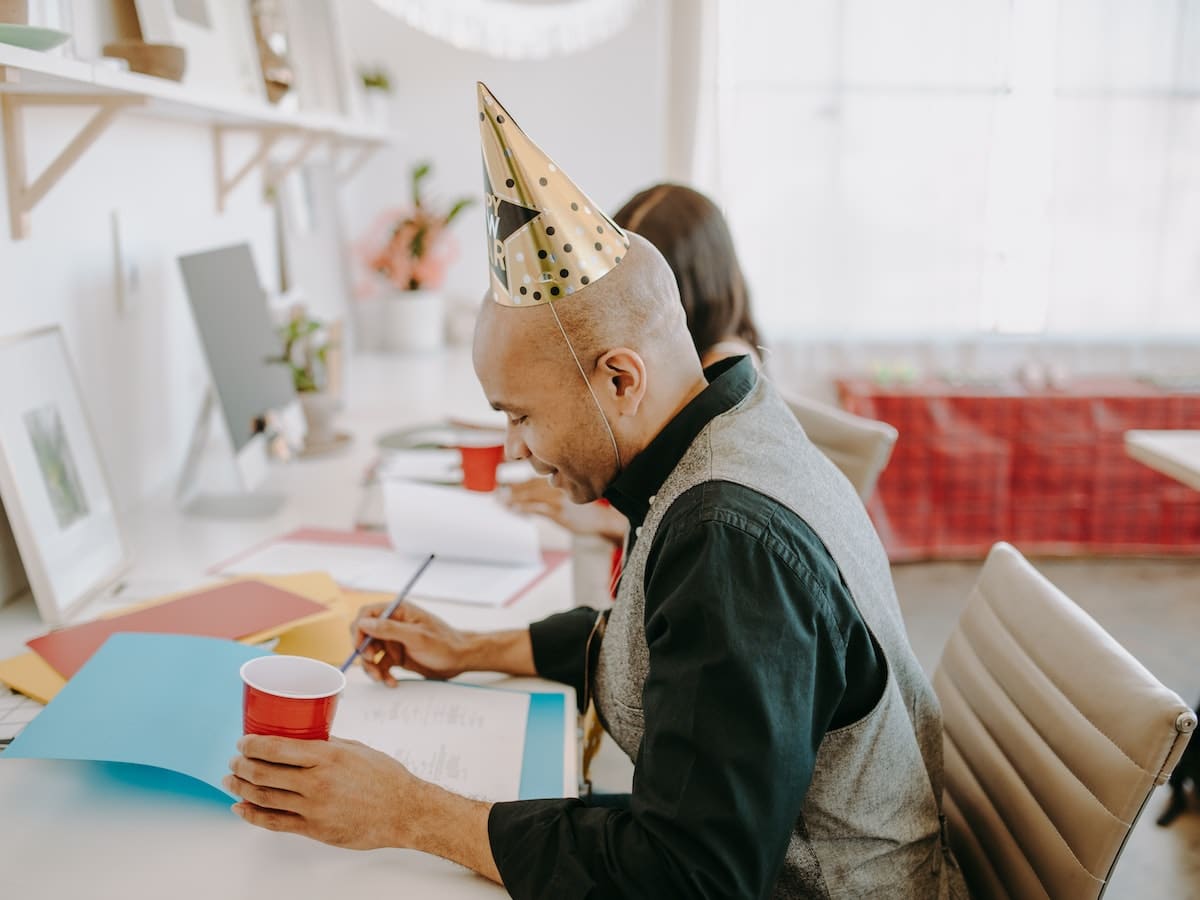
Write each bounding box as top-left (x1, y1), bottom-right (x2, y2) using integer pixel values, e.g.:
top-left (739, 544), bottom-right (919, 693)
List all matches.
top-left (692, 0), bottom-right (1200, 340)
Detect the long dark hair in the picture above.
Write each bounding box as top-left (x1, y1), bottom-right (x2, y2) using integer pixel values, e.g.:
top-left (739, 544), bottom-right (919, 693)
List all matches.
top-left (614, 183), bottom-right (762, 356)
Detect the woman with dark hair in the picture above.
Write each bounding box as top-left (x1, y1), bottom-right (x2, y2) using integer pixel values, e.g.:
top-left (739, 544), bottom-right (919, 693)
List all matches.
top-left (506, 183), bottom-right (762, 543)
top-left (615, 183), bottom-right (762, 367)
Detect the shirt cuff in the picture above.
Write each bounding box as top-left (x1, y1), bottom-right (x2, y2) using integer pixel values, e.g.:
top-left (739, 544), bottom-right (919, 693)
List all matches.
top-left (488, 799), bottom-right (595, 899)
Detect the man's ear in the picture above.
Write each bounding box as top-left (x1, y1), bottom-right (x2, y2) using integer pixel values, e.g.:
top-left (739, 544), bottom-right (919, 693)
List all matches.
top-left (595, 348), bottom-right (647, 418)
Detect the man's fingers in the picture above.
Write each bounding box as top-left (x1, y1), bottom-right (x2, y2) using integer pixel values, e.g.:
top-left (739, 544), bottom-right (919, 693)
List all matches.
top-left (233, 801), bottom-right (309, 836)
top-left (228, 755), bottom-right (308, 793)
top-left (224, 775), bottom-right (306, 814)
top-left (355, 616), bottom-right (424, 644)
top-left (359, 646), bottom-right (401, 686)
top-left (238, 734), bottom-right (323, 768)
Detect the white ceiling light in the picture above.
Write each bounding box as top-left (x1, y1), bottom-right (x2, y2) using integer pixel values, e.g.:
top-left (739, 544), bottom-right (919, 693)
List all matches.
top-left (370, 0), bottom-right (642, 60)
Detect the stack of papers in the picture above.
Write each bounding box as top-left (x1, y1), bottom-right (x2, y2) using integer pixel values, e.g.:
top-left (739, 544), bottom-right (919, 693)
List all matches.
top-left (374, 450), bottom-right (538, 488)
top-left (222, 483), bottom-right (564, 608)
top-left (376, 449), bottom-right (461, 485)
top-left (383, 480), bottom-right (540, 566)
top-left (0, 573), bottom-right (347, 704)
top-left (26, 581), bottom-right (328, 679)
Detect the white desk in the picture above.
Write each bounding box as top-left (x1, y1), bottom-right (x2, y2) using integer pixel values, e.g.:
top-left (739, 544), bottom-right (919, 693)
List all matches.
top-left (0, 350), bottom-right (578, 899)
top-left (1124, 430), bottom-right (1200, 493)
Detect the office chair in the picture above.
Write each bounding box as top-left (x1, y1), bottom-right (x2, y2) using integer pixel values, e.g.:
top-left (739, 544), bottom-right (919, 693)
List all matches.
top-left (782, 392), bottom-right (899, 501)
top-left (933, 542), bottom-right (1196, 899)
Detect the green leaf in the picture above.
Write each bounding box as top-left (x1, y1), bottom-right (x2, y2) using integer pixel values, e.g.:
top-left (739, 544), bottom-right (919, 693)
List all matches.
top-left (411, 161), bottom-right (431, 207)
top-left (444, 197), bottom-right (473, 226)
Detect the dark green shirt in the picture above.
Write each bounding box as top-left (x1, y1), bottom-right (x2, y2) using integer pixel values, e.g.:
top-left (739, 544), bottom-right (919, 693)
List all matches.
top-left (488, 357), bottom-right (887, 899)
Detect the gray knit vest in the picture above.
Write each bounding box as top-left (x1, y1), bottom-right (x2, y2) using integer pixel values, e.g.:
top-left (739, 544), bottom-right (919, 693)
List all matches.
top-left (593, 373), bottom-right (965, 899)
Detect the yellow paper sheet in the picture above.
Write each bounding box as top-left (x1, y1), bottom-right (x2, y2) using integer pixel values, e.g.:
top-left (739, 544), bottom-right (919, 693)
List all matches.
top-left (0, 652), bottom-right (62, 705)
top-left (0, 572), bottom-right (345, 703)
top-left (273, 589), bottom-right (390, 667)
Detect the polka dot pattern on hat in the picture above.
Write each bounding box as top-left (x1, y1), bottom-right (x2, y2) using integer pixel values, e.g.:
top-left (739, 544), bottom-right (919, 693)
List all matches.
top-left (478, 81), bottom-right (630, 307)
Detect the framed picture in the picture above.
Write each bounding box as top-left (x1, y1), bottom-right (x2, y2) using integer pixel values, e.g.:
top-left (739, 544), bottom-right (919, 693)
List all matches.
top-left (134, 0), bottom-right (265, 101)
top-left (0, 327), bottom-right (129, 625)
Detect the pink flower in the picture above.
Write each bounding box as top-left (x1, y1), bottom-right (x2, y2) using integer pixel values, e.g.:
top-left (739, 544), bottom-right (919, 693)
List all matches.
top-left (353, 162), bottom-right (474, 297)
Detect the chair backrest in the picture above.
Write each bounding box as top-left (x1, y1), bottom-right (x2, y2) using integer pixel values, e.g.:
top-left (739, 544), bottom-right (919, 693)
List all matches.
top-left (781, 392), bottom-right (898, 501)
top-left (934, 542), bottom-right (1196, 900)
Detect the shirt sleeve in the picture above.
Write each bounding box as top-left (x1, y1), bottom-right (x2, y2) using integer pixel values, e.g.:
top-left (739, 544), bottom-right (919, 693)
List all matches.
top-left (489, 510), bottom-right (854, 899)
top-left (529, 606), bottom-right (605, 712)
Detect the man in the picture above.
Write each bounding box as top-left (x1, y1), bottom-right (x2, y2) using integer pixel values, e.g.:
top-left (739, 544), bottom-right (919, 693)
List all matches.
top-left (227, 83), bottom-right (965, 899)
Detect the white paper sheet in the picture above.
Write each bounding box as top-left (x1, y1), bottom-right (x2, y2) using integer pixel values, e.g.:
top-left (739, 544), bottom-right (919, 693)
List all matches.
top-left (219, 540), bottom-right (548, 607)
top-left (333, 676), bottom-right (530, 802)
top-left (384, 481), bottom-right (541, 566)
top-left (376, 449), bottom-right (461, 484)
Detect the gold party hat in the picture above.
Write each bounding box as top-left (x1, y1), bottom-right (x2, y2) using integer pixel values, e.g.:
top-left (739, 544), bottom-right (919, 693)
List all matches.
top-left (478, 82), bottom-right (630, 307)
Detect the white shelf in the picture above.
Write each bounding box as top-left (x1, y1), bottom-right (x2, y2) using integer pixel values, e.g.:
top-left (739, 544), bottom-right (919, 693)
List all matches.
top-left (0, 43), bottom-right (388, 140)
top-left (0, 43), bottom-right (389, 238)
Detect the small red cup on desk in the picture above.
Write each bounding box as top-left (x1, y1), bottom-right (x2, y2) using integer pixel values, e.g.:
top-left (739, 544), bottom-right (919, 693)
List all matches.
top-left (240, 655), bottom-right (346, 740)
top-left (458, 442), bottom-right (506, 492)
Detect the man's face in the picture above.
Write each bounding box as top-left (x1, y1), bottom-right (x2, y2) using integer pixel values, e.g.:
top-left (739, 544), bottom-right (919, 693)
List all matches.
top-left (474, 310), bottom-right (616, 504)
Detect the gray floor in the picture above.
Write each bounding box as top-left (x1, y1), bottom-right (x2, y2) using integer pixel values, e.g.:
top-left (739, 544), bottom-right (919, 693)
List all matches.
top-left (589, 557), bottom-right (1200, 896)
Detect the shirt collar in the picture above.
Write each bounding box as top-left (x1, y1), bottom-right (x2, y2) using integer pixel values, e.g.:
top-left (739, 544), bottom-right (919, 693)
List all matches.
top-left (604, 355), bottom-right (757, 525)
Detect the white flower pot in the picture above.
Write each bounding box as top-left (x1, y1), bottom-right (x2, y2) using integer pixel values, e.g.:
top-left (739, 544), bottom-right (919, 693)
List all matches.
top-left (382, 290), bottom-right (444, 353)
top-left (353, 297), bottom-right (387, 352)
top-left (299, 390), bottom-right (339, 446)
top-left (363, 89), bottom-right (391, 129)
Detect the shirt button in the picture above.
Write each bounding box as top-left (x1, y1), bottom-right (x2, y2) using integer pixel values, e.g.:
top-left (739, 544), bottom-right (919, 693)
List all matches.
top-left (635, 526), bottom-right (643, 538)
top-left (648, 495), bottom-right (656, 505)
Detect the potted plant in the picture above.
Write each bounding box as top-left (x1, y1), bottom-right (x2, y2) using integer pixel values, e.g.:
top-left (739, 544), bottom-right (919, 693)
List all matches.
top-left (356, 160), bottom-right (473, 353)
top-left (266, 309), bottom-right (340, 449)
top-left (358, 65), bottom-right (392, 128)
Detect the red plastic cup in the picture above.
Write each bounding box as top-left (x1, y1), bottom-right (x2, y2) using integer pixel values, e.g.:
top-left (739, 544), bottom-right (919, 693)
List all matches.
top-left (240, 655), bottom-right (346, 741)
top-left (458, 443), bottom-right (505, 492)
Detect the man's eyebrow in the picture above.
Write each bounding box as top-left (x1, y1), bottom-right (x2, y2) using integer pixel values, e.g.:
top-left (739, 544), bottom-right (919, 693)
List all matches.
top-left (489, 400), bottom-right (524, 414)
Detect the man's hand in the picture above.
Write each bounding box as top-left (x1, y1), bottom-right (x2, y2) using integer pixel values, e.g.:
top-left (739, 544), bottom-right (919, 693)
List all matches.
top-left (504, 477), bottom-right (628, 544)
top-left (352, 601), bottom-right (473, 685)
top-left (226, 735), bottom-right (414, 850)
top-left (227, 735), bottom-right (502, 882)
top-left (351, 601), bottom-right (537, 683)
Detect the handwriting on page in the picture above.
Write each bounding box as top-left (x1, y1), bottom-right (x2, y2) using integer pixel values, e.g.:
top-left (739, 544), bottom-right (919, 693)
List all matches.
top-left (333, 678), bottom-right (530, 802)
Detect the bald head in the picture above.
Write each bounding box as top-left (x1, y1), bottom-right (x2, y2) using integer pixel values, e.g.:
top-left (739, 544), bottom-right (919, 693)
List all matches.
top-left (473, 232), bottom-right (708, 502)
top-left (476, 232), bottom-right (690, 368)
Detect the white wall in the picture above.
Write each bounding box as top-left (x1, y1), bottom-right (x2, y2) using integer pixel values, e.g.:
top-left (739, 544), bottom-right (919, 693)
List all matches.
top-left (0, 109), bottom-right (278, 512)
top-left (0, 0), bottom-right (671, 514)
top-left (337, 0), bottom-right (670, 313)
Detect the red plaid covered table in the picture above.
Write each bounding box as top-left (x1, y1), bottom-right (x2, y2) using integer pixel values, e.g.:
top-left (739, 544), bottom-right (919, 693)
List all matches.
top-left (836, 376), bottom-right (1200, 561)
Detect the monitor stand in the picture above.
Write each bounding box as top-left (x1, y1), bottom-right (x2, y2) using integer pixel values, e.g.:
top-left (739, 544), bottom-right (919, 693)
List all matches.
top-left (175, 386), bottom-right (288, 520)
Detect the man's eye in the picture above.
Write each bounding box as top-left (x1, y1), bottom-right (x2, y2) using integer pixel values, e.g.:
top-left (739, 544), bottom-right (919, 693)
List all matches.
top-left (510, 415), bottom-right (527, 426)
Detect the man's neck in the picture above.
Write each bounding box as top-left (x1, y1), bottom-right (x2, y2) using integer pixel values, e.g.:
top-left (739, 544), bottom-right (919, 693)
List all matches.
top-left (620, 370), bottom-right (710, 464)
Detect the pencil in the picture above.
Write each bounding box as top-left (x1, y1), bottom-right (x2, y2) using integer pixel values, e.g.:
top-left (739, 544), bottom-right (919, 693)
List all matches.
top-left (340, 552), bottom-right (436, 673)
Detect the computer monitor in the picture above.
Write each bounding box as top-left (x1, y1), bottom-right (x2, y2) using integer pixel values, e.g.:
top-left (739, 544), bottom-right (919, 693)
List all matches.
top-left (177, 243), bottom-right (300, 517)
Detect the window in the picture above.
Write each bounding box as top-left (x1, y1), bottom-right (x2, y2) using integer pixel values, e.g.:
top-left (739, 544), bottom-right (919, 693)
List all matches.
top-left (702, 0), bottom-right (1200, 338)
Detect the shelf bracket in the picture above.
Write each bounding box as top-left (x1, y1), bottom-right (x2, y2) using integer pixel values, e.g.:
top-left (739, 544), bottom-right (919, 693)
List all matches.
top-left (213, 125), bottom-right (284, 213)
top-left (263, 133), bottom-right (322, 194)
top-left (2, 93), bottom-right (143, 240)
top-left (334, 141), bottom-right (378, 185)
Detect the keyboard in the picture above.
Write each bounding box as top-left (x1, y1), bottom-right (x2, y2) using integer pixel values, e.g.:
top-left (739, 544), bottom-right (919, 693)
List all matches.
top-left (0, 685), bottom-right (42, 750)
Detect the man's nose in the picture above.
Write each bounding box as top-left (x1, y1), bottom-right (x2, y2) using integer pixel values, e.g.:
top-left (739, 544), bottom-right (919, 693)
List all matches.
top-left (505, 425), bottom-right (528, 462)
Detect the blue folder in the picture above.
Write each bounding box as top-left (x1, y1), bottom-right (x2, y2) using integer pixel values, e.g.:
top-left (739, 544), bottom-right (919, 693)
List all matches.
top-left (5, 633), bottom-right (566, 802)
